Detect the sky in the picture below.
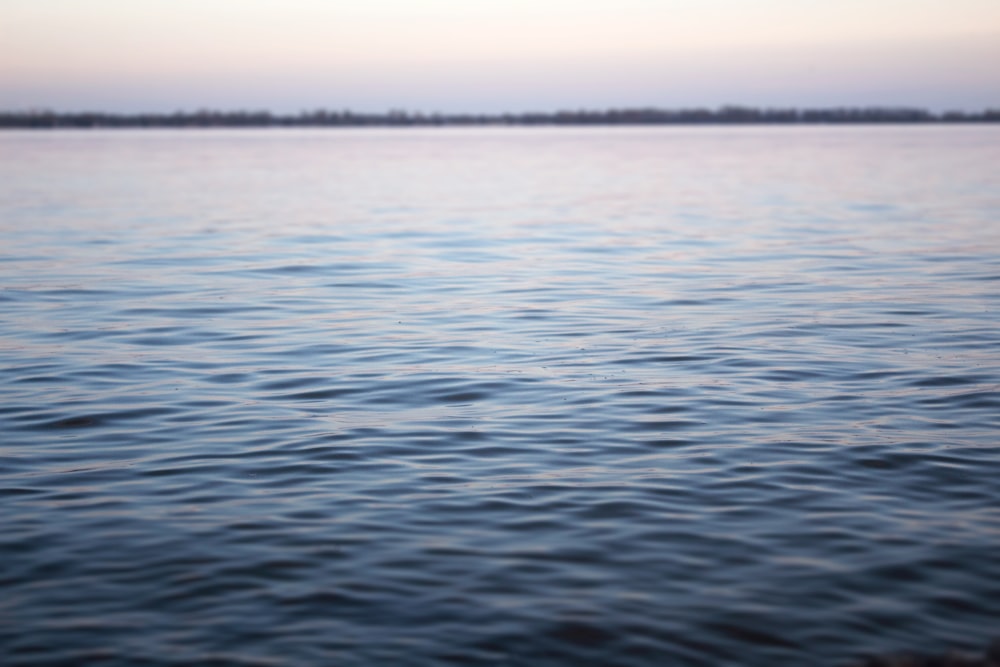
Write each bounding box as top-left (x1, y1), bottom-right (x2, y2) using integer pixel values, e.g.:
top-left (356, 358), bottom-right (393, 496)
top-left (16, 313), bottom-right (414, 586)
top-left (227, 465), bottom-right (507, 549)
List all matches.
top-left (1, 0), bottom-right (999, 113)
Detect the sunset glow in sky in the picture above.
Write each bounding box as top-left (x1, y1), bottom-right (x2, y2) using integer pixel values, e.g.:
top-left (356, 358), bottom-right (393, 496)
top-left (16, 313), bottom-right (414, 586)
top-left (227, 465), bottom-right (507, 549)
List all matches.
top-left (2, 0), bottom-right (998, 112)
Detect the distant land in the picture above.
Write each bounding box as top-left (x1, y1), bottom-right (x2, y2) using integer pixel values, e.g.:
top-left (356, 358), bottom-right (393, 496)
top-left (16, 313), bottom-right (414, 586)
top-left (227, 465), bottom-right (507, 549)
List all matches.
top-left (2, 106), bottom-right (999, 128)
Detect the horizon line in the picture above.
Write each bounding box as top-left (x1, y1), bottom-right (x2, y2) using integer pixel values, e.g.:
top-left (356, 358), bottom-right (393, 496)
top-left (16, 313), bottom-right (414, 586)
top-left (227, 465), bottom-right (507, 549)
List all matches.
top-left (3, 105), bottom-right (999, 128)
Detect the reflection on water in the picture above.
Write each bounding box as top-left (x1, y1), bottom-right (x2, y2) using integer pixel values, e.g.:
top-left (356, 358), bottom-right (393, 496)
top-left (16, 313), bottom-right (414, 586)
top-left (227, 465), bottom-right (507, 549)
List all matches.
top-left (1, 126), bottom-right (999, 666)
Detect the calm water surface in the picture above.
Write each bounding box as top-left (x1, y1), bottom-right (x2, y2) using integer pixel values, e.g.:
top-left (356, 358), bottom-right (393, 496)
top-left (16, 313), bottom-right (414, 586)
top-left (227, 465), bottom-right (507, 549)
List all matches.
top-left (1, 126), bottom-right (999, 666)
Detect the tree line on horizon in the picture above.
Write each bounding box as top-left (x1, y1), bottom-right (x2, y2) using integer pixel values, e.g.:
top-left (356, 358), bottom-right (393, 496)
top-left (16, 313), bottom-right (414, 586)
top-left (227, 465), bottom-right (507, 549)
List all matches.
top-left (2, 106), bottom-right (999, 128)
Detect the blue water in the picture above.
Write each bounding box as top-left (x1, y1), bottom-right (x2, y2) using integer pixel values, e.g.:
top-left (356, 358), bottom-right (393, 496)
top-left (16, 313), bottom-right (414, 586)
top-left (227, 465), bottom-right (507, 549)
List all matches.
top-left (1, 126), bottom-right (999, 666)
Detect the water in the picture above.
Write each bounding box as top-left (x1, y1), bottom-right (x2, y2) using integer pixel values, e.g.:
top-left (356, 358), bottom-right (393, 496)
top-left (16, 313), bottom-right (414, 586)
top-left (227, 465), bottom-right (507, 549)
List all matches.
top-left (1, 126), bottom-right (998, 666)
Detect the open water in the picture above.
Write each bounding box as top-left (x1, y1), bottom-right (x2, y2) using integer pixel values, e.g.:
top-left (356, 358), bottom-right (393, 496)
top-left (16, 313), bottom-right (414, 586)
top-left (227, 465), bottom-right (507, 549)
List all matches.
top-left (1, 126), bottom-right (999, 666)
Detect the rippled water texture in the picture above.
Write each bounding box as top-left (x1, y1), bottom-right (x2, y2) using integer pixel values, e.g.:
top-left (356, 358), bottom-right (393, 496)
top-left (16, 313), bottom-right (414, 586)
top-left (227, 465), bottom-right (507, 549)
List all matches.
top-left (2, 126), bottom-right (999, 666)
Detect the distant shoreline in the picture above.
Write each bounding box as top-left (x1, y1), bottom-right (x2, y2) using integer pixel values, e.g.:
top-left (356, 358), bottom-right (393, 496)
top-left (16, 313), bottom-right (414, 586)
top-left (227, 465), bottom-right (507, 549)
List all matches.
top-left (2, 106), bottom-right (999, 129)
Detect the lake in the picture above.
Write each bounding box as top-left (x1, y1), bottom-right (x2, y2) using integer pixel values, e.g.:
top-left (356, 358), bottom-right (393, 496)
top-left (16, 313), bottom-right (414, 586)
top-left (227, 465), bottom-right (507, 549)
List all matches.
top-left (1, 125), bottom-right (998, 666)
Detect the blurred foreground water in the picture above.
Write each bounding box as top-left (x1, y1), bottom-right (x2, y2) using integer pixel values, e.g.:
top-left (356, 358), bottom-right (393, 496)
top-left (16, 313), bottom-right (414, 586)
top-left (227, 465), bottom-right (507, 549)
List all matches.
top-left (1, 126), bottom-right (998, 666)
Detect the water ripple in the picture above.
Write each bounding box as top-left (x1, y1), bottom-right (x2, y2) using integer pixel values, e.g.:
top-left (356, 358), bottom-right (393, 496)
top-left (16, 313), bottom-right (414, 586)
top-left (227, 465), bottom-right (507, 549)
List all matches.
top-left (2, 126), bottom-right (999, 667)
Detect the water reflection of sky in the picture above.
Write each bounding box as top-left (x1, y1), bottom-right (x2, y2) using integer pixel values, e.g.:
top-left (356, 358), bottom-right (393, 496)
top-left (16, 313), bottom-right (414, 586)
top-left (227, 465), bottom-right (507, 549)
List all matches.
top-left (2, 125), bottom-right (999, 666)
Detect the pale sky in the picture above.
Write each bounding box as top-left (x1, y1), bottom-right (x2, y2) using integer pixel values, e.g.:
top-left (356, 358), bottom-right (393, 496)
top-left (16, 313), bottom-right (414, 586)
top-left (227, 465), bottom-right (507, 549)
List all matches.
top-left (1, 0), bottom-right (998, 112)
